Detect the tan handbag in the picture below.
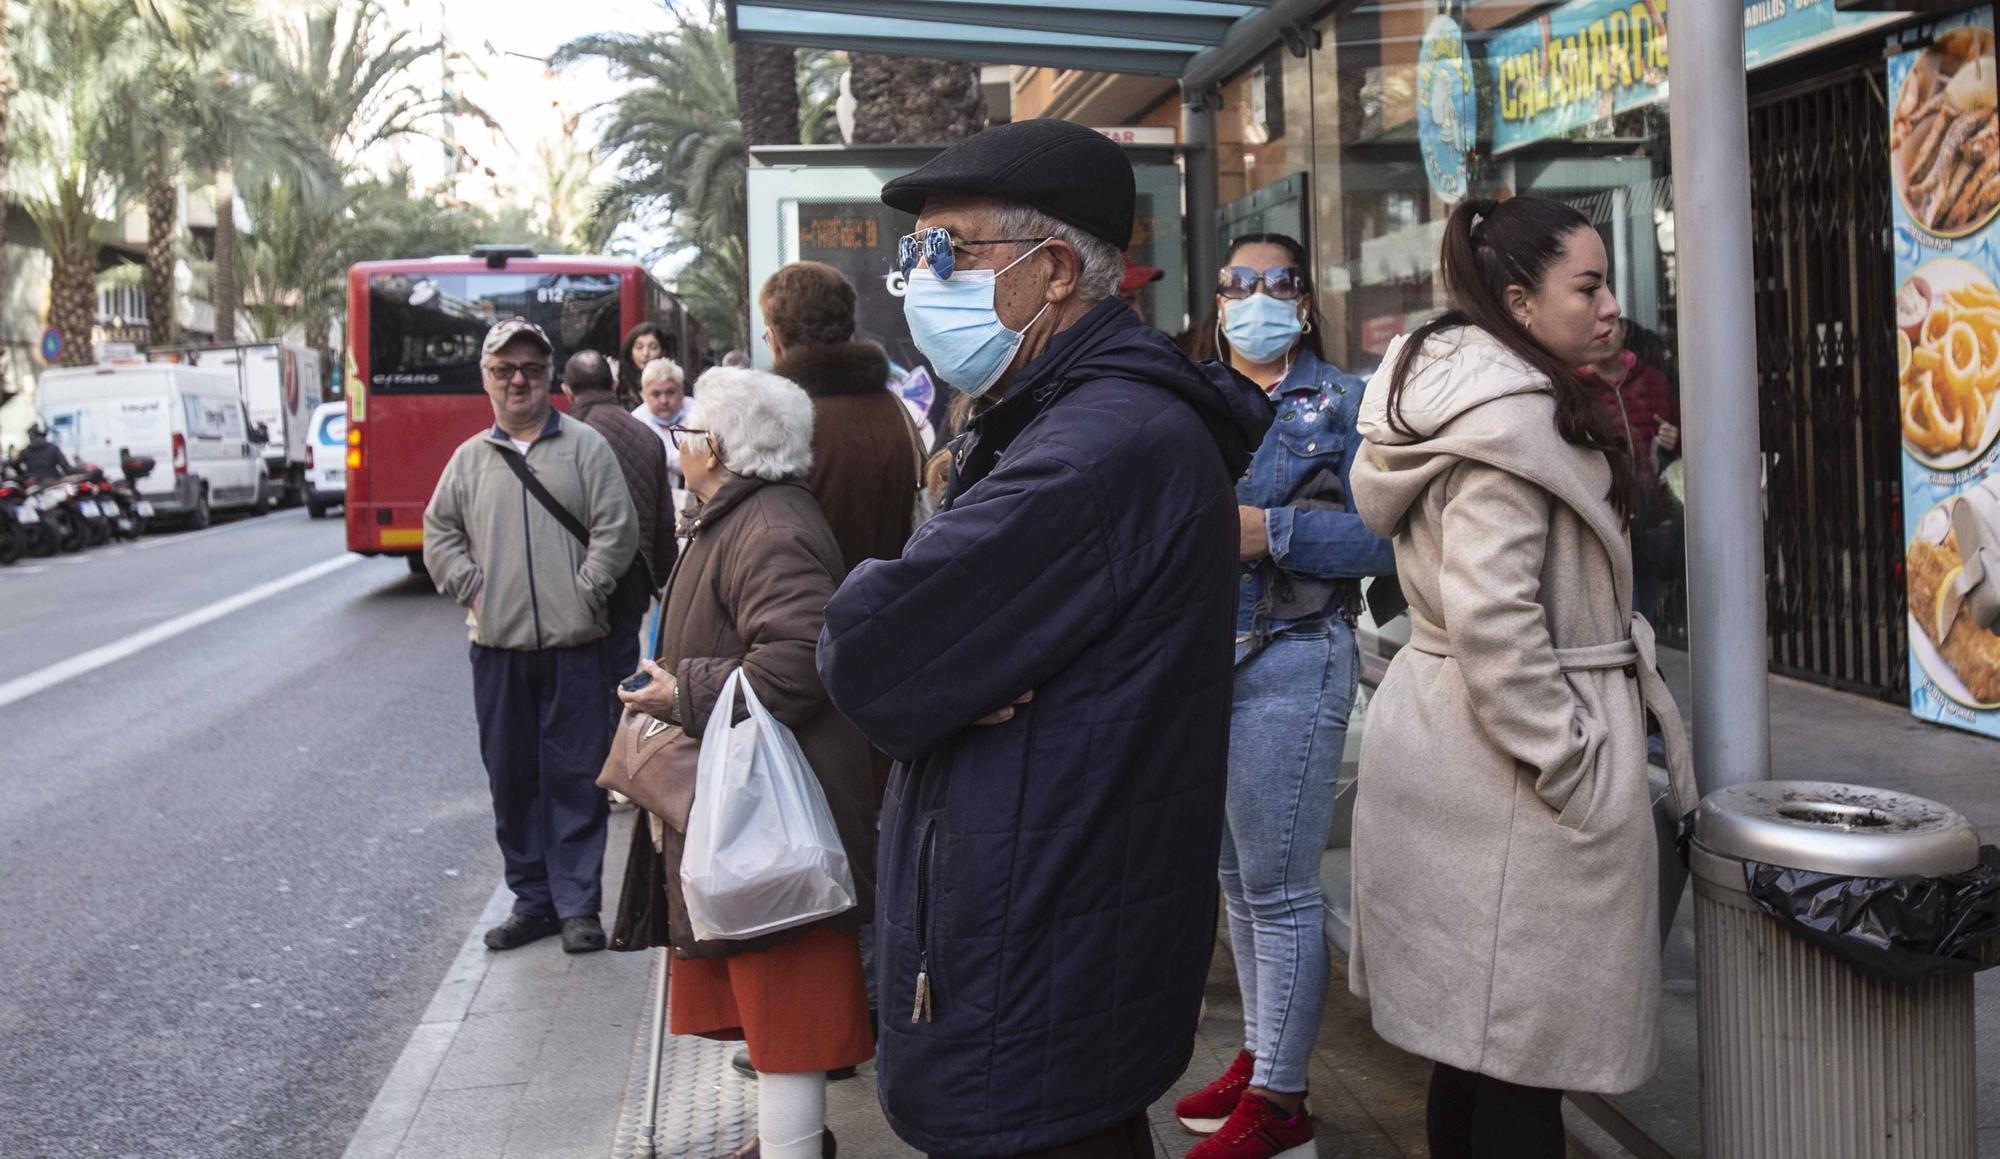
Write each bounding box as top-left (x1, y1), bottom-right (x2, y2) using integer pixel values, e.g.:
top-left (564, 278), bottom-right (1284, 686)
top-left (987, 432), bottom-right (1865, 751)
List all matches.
top-left (598, 705), bottom-right (702, 832)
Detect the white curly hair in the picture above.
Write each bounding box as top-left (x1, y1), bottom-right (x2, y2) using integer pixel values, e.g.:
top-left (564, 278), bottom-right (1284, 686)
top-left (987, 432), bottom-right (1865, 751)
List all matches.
top-left (683, 367), bottom-right (814, 481)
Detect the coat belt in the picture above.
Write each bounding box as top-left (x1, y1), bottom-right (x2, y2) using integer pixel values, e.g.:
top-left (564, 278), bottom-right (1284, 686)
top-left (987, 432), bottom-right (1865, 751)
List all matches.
top-left (1403, 615), bottom-right (1699, 815)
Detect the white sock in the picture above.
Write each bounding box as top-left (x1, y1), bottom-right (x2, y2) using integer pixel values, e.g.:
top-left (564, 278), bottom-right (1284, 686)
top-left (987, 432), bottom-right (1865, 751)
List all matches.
top-left (756, 1069), bottom-right (826, 1159)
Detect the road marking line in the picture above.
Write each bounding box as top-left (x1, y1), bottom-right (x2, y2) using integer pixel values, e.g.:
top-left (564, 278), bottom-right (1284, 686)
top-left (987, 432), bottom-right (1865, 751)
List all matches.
top-left (0, 553), bottom-right (361, 710)
top-left (129, 509), bottom-right (302, 551)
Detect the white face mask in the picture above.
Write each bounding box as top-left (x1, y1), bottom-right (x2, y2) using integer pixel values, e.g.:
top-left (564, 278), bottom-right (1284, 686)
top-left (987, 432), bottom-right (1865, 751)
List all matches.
top-left (902, 240), bottom-right (1053, 397)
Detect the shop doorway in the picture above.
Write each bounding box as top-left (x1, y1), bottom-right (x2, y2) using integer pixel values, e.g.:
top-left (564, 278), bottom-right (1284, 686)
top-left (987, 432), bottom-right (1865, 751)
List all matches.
top-left (1749, 66), bottom-right (1906, 699)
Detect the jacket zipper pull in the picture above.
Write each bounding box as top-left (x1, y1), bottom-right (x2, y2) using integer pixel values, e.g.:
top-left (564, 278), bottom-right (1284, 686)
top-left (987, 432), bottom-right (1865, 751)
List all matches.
top-left (911, 958), bottom-right (933, 1024)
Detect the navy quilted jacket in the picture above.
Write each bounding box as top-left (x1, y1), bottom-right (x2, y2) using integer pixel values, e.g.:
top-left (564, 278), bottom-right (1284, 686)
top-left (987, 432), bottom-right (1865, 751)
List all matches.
top-left (818, 301), bottom-right (1272, 1156)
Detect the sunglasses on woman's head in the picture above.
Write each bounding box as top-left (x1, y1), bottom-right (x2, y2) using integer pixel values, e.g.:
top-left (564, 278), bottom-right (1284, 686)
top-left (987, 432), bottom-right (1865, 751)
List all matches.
top-left (896, 226), bottom-right (1049, 281)
top-left (1217, 265), bottom-right (1306, 301)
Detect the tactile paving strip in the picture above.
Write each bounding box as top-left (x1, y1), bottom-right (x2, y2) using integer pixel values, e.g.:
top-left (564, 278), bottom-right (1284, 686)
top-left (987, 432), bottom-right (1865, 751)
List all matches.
top-left (610, 952), bottom-right (755, 1159)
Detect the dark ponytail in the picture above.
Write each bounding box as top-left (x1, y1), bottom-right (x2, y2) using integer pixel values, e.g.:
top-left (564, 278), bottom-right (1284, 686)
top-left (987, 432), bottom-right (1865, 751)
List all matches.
top-left (1387, 196), bottom-right (1635, 521)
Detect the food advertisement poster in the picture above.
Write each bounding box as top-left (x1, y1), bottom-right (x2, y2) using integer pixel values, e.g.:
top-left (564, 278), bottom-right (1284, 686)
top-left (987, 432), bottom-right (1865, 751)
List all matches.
top-left (1891, 7), bottom-right (2000, 736)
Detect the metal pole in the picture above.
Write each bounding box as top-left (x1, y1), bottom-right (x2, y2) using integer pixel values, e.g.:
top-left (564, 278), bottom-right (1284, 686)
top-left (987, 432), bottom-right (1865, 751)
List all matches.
top-left (1667, 0), bottom-right (1770, 791)
top-left (1182, 87), bottom-right (1220, 320)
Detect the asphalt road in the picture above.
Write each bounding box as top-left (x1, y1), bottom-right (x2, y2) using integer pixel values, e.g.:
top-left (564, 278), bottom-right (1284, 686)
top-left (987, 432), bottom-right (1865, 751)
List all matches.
top-left (0, 508), bottom-right (506, 1157)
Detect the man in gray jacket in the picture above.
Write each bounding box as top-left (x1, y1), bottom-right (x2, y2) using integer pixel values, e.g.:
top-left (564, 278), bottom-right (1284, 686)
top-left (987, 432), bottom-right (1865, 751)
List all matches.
top-left (424, 318), bottom-right (639, 954)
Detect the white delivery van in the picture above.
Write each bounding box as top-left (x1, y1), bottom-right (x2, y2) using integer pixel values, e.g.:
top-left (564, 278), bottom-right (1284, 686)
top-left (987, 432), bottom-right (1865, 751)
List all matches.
top-left (188, 342), bottom-right (321, 506)
top-left (36, 364), bottom-right (268, 528)
top-left (304, 400), bottom-right (346, 518)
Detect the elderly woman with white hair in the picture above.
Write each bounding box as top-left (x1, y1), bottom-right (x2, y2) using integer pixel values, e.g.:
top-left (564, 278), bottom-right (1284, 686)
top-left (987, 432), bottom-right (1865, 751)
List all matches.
top-left (630, 356), bottom-right (689, 489)
top-left (616, 367), bottom-right (876, 1159)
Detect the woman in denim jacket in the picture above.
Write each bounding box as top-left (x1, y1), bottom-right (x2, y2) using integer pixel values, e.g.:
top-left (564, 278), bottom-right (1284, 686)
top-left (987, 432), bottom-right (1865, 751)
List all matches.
top-left (1174, 234), bottom-right (1396, 1159)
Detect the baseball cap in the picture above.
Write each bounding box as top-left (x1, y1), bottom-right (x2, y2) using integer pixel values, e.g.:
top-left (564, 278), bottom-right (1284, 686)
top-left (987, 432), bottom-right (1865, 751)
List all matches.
top-left (482, 317), bottom-right (554, 358)
top-left (1120, 255), bottom-right (1165, 292)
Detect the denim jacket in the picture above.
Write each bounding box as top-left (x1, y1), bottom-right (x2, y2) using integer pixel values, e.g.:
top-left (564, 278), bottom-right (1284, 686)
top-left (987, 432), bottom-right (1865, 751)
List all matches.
top-left (1236, 349), bottom-right (1397, 638)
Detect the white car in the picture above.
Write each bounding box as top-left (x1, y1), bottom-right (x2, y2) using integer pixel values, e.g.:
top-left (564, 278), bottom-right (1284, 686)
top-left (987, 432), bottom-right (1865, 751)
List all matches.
top-left (304, 400), bottom-right (346, 519)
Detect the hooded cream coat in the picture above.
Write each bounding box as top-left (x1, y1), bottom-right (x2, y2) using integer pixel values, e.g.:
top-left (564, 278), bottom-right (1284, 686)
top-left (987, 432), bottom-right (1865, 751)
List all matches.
top-left (1347, 326), bottom-right (1696, 1094)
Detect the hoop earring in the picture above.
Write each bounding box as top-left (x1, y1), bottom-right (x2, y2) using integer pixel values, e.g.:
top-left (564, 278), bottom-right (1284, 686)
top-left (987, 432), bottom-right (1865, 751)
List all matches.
top-left (1302, 318), bottom-right (1314, 335)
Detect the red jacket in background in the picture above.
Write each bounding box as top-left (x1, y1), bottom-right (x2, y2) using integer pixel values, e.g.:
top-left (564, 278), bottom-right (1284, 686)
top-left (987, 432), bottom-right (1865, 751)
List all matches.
top-left (1585, 351), bottom-right (1678, 482)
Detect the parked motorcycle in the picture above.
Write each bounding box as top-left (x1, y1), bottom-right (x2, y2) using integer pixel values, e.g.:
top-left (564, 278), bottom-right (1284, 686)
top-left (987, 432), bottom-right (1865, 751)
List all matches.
top-left (109, 452), bottom-right (156, 539)
top-left (22, 478), bottom-right (82, 554)
top-left (59, 471), bottom-right (112, 548)
top-left (0, 475), bottom-right (31, 565)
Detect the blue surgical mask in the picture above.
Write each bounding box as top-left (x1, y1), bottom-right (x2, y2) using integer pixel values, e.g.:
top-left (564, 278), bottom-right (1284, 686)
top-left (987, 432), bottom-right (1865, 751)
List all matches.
top-left (1222, 293), bottom-right (1306, 364)
top-left (903, 240), bottom-right (1052, 397)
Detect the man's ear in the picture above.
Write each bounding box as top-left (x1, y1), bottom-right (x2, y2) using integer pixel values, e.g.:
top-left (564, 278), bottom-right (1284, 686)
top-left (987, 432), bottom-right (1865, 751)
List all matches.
top-left (1045, 241), bottom-right (1082, 303)
top-left (559, 383), bottom-right (577, 403)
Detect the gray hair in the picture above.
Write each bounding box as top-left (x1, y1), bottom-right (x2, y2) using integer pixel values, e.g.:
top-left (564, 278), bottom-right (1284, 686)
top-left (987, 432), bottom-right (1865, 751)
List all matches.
top-left (991, 203), bottom-right (1122, 303)
top-left (683, 368), bottom-right (814, 481)
top-left (640, 357), bottom-right (684, 388)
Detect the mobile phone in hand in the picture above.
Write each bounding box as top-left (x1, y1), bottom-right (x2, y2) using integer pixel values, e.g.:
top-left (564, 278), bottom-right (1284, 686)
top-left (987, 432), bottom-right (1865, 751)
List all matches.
top-left (619, 671), bottom-right (653, 693)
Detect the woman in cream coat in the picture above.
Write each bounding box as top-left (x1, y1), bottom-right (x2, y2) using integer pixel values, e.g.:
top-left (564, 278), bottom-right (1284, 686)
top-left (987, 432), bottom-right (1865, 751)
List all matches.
top-left (1348, 196), bottom-right (1696, 1158)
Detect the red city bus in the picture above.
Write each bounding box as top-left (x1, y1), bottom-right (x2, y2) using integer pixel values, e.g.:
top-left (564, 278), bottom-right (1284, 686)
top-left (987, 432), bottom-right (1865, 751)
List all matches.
top-left (343, 246), bottom-right (707, 561)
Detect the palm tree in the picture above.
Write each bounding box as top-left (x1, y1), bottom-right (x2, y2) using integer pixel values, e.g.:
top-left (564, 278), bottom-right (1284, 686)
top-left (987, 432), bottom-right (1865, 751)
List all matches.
top-left (228, 0), bottom-right (483, 356)
top-left (10, 2), bottom-right (150, 367)
top-left (557, 2), bottom-right (842, 347)
top-left (847, 54), bottom-right (984, 144)
top-left (736, 41), bottom-right (799, 147)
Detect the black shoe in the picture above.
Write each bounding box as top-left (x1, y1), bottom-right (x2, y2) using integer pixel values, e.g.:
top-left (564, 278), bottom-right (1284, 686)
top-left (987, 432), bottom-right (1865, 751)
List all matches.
top-left (732, 1047), bottom-right (856, 1083)
top-left (561, 916), bottom-right (607, 954)
top-left (729, 1127), bottom-right (836, 1158)
top-left (484, 913), bottom-right (562, 951)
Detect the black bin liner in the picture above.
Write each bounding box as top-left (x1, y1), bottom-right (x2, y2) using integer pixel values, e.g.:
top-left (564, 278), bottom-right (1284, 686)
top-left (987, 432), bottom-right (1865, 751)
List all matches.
top-left (1744, 846), bottom-right (2000, 983)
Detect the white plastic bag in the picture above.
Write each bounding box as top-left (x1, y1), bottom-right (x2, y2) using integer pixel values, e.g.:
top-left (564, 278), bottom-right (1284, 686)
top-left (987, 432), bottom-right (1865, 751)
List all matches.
top-left (680, 668), bottom-right (856, 941)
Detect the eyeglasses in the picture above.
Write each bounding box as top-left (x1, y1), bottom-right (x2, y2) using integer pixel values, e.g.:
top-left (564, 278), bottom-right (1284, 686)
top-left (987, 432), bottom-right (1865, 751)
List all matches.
top-left (1216, 266), bottom-right (1307, 301)
top-left (897, 226), bottom-right (1049, 281)
top-left (484, 361), bottom-right (550, 382)
top-left (665, 425), bottom-right (709, 449)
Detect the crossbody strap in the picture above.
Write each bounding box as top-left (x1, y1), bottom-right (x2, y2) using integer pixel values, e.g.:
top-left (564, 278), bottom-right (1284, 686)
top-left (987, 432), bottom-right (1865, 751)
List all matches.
top-left (491, 442), bottom-right (589, 547)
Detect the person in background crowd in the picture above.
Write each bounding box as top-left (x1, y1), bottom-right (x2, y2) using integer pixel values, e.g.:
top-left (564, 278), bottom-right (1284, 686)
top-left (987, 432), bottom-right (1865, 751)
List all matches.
top-left (632, 357), bottom-right (690, 491)
top-left (617, 368), bottom-right (876, 1159)
top-left (722, 350), bottom-right (752, 369)
top-left (423, 318), bottom-right (639, 955)
top-left (761, 261), bottom-right (922, 578)
top-left (560, 349), bottom-right (677, 702)
top-left (1348, 197), bottom-right (1694, 1158)
top-left (817, 119), bottom-right (1272, 1159)
top-left (617, 322), bottom-right (670, 407)
top-left (1171, 233), bottom-right (1394, 1159)
top-left (1119, 254), bottom-right (1165, 326)
top-left (1581, 318), bottom-right (1681, 623)
top-left (1582, 318), bottom-right (1678, 483)
top-left (15, 424), bottom-right (71, 480)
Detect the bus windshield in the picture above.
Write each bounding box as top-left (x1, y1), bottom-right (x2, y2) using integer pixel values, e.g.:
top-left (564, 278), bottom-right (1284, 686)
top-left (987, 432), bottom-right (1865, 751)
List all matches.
top-left (366, 271), bottom-right (623, 393)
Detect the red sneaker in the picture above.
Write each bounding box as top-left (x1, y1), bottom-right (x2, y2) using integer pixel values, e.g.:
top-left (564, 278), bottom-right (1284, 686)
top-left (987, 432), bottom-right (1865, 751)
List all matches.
top-left (1174, 1049), bottom-right (1255, 1134)
top-left (1184, 1094), bottom-right (1314, 1159)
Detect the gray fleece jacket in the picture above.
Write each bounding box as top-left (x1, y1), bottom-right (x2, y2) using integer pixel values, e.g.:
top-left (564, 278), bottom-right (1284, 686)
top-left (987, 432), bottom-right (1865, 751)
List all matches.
top-left (423, 410), bottom-right (639, 651)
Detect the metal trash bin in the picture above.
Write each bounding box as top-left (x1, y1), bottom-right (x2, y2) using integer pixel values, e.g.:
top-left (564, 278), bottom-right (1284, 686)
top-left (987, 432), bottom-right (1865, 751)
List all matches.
top-left (1693, 781), bottom-right (1981, 1158)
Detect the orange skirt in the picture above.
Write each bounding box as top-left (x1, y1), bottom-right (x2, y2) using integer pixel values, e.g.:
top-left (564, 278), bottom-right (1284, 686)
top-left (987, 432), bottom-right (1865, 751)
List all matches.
top-left (668, 926), bottom-right (875, 1074)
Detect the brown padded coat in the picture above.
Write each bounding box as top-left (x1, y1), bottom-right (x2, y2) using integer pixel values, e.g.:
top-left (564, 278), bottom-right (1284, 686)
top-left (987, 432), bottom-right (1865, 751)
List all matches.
top-left (656, 475), bottom-right (878, 959)
top-left (1346, 326), bottom-right (1696, 1094)
top-left (778, 341), bottom-right (920, 575)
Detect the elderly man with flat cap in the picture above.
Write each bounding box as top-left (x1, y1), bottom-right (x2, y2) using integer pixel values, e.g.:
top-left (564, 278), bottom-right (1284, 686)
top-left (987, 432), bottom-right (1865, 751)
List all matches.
top-left (818, 119), bottom-right (1272, 1159)
top-left (424, 317), bottom-right (638, 956)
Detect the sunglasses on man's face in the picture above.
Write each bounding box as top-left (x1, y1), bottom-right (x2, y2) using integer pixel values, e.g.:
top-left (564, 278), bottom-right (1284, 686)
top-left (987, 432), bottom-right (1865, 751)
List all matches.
top-left (1216, 265), bottom-right (1307, 301)
top-left (896, 226), bottom-right (1048, 281)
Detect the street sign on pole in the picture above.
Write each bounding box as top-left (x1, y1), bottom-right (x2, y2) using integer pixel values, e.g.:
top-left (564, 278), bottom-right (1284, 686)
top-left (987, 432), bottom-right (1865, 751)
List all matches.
top-left (40, 328), bottom-right (62, 363)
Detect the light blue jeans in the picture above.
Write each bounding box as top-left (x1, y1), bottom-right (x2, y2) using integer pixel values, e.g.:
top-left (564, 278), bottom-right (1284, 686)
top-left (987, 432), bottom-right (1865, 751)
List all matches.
top-left (1218, 620), bottom-right (1359, 1094)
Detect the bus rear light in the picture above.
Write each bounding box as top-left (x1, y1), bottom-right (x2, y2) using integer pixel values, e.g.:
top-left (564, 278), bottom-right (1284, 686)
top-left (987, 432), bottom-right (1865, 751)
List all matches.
top-left (172, 433), bottom-right (188, 475)
top-left (346, 447), bottom-right (361, 471)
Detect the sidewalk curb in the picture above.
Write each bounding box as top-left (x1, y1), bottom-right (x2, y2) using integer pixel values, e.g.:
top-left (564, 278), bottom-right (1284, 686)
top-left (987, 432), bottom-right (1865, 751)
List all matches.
top-left (342, 880), bottom-right (514, 1159)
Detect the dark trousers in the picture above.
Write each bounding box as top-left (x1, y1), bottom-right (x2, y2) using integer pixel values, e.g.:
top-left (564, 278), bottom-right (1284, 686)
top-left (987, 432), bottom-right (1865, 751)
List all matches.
top-left (605, 612), bottom-right (645, 730)
top-left (931, 1112), bottom-right (1156, 1159)
top-left (470, 639), bottom-right (615, 919)
top-left (1426, 1062), bottom-right (1566, 1158)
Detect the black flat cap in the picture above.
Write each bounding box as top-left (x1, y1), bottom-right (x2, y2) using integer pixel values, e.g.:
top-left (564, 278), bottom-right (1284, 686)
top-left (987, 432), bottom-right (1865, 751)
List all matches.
top-left (882, 119), bottom-right (1135, 249)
